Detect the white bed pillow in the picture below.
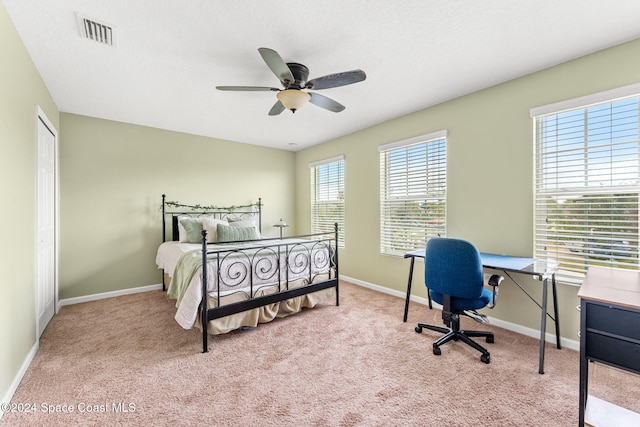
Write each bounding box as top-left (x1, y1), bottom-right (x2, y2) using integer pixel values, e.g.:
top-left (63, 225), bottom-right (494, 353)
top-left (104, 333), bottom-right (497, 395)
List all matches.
top-left (201, 217), bottom-right (229, 243)
top-left (229, 219), bottom-right (261, 239)
top-left (177, 215), bottom-right (220, 242)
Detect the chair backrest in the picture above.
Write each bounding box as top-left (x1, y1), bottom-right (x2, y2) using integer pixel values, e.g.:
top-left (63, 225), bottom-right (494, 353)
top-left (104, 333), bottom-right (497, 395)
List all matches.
top-left (424, 237), bottom-right (484, 299)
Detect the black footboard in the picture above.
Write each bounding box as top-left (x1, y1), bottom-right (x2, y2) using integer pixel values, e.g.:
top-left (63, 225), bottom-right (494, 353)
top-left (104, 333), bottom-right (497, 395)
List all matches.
top-left (200, 224), bottom-right (340, 353)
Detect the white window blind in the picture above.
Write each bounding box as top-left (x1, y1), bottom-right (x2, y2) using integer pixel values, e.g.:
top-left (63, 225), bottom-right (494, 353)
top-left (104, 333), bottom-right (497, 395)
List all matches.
top-left (310, 156), bottom-right (345, 247)
top-left (379, 132), bottom-right (447, 256)
top-left (533, 93), bottom-right (640, 284)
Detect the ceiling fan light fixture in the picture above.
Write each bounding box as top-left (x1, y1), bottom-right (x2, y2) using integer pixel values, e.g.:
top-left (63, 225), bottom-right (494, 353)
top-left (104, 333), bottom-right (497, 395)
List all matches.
top-left (277, 89), bottom-right (311, 113)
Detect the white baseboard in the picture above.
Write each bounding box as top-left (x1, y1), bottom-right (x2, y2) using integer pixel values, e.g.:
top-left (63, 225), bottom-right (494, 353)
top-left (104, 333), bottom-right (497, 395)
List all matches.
top-left (58, 283), bottom-right (163, 309)
top-left (1, 341), bottom-right (39, 420)
top-left (340, 275), bottom-right (579, 351)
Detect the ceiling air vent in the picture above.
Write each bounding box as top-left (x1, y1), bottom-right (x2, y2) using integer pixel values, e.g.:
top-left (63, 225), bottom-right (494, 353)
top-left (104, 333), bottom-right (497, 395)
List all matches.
top-left (76, 13), bottom-right (115, 46)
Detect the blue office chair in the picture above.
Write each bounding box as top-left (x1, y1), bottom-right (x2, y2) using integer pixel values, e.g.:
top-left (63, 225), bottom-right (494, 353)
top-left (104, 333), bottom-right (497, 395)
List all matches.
top-left (415, 238), bottom-right (503, 363)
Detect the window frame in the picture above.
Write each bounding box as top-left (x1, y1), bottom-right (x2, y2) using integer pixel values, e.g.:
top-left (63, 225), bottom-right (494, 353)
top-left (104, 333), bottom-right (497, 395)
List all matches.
top-left (310, 155), bottom-right (345, 247)
top-left (379, 130), bottom-right (447, 256)
top-left (532, 84), bottom-right (640, 284)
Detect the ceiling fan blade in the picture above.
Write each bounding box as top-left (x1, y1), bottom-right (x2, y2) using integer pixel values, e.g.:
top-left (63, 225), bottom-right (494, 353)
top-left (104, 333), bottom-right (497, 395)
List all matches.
top-left (216, 86), bottom-right (279, 91)
top-left (268, 100), bottom-right (285, 116)
top-left (258, 47), bottom-right (295, 86)
top-left (308, 92), bottom-right (345, 113)
top-left (305, 69), bottom-right (366, 90)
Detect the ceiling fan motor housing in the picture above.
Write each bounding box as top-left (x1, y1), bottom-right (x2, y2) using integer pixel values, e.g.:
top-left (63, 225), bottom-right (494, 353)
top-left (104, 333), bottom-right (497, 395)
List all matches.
top-left (285, 62), bottom-right (309, 88)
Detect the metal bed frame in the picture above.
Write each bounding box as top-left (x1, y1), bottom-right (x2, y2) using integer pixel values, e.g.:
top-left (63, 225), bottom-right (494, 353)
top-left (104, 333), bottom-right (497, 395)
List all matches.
top-left (161, 195), bottom-right (339, 352)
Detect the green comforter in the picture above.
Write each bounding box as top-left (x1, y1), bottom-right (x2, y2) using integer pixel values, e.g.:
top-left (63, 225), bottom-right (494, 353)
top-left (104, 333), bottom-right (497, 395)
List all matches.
top-left (167, 249), bottom-right (202, 307)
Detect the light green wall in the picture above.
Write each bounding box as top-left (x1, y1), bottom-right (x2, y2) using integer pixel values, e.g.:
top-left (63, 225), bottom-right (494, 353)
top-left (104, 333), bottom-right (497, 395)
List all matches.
top-left (295, 38), bottom-right (640, 343)
top-left (0, 4), bottom-right (59, 404)
top-left (59, 114), bottom-right (296, 299)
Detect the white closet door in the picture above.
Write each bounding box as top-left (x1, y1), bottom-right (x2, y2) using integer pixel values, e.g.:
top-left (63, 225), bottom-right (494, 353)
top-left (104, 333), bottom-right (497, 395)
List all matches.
top-left (36, 113), bottom-right (56, 337)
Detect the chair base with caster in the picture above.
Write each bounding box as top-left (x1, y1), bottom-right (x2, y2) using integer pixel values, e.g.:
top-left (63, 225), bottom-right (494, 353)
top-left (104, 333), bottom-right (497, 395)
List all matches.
top-left (415, 315), bottom-right (493, 364)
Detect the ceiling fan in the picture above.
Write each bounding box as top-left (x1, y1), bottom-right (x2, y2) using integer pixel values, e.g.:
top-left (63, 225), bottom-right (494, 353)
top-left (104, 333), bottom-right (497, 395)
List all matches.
top-left (216, 47), bottom-right (366, 115)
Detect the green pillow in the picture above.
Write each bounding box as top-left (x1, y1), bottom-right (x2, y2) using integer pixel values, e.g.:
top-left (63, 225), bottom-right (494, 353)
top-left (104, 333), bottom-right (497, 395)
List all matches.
top-left (179, 218), bottom-right (203, 243)
top-left (217, 224), bottom-right (259, 242)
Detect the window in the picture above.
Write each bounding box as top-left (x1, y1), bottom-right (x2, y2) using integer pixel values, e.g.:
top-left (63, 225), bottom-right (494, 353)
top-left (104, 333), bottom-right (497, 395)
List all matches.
top-left (379, 131), bottom-right (447, 256)
top-left (310, 156), bottom-right (345, 247)
top-left (532, 84), bottom-right (640, 284)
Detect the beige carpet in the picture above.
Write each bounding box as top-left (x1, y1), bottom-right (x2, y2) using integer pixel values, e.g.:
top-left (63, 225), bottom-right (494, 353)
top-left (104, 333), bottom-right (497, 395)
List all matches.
top-left (2, 281), bottom-right (639, 426)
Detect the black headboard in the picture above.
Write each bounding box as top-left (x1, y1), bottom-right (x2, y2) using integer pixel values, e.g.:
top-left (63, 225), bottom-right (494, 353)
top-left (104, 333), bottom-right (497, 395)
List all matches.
top-left (161, 194), bottom-right (262, 242)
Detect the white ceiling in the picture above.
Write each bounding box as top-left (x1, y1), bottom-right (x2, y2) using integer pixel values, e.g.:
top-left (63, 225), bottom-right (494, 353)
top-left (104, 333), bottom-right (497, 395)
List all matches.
top-left (4, 1), bottom-right (640, 151)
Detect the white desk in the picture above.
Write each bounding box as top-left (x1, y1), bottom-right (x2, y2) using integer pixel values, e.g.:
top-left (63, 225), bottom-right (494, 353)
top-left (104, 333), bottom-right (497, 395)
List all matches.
top-left (404, 249), bottom-right (560, 374)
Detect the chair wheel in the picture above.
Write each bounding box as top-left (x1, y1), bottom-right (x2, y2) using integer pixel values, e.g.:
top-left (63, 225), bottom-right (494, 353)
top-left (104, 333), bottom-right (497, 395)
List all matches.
top-left (415, 326), bottom-right (423, 333)
top-left (486, 336), bottom-right (494, 343)
top-left (481, 353), bottom-right (490, 364)
top-left (433, 345), bottom-right (441, 356)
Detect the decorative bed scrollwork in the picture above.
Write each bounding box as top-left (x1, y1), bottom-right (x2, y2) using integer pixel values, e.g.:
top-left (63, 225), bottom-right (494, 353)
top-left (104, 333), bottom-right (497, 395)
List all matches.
top-left (157, 195), bottom-right (339, 352)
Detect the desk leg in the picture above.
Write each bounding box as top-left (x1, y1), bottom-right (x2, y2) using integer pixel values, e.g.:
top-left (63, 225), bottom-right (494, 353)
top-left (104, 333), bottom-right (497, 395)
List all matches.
top-left (552, 274), bottom-right (561, 349)
top-left (404, 258), bottom-right (415, 322)
top-left (538, 278), bottom-right (549, 374)
top-left (404, 256), bottom-right (432, 322)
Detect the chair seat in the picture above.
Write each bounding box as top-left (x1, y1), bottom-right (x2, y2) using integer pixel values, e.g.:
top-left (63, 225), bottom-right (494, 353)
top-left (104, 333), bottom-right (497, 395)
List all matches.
top-left (429, 287), bottom-right (493, 311)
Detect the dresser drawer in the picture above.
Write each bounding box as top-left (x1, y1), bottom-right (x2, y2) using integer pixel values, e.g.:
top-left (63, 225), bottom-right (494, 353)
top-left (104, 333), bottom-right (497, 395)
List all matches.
top-left (586, 331), bottom-right (640, 373)
top-left (585, 301), bottom-right (640, 341)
